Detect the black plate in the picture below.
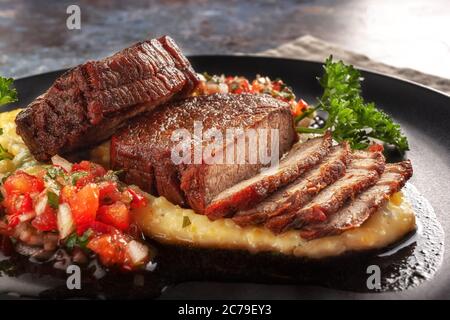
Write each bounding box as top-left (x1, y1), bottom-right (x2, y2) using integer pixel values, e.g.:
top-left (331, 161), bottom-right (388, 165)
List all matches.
top-left (3, 56), bottom-right (450, 299)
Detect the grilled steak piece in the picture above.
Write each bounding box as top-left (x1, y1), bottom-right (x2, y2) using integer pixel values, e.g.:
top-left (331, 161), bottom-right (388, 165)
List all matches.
top-left (233, 142), bottom-right (351, 227)
top-left (300, 161), bottom-right (413, 240)
top-left (16, 36), bottom-right (199, 161)
top-left (265, 149), bottom-right (385, 234)
top-left (110, 93), bottom-right (297, 209)
top-left (205, 132), bottom-right (333, 220)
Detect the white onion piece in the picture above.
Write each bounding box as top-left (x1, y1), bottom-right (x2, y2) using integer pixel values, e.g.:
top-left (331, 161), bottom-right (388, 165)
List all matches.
top-left (51, 155), bottom-right (72, 172)
top-left (18, 212), bottom-right (36, 222)
top-left (34, 191), bottom-right (48, 216)
top-left (57, 203), bottom-right (74, 239)
top-left (218, 83), bottom-right (229, 94)
top-left (126, 240), bottom-right (149, 266)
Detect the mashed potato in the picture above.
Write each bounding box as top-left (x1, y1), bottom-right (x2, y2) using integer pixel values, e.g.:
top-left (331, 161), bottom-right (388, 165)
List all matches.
top-left (0, 109), bottom-right (38, 178)
top-left (133, 193), bottom-right (416, 259)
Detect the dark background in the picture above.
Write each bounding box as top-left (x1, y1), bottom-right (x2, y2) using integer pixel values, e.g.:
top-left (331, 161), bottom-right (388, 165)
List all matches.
top-left (0, 0), bottom-right (449, 79)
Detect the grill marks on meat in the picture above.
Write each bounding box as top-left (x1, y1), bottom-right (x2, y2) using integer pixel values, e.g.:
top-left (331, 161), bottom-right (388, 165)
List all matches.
top-left (265, 149), bottom-right (386, 234)
top-left (16, 36), bottom-right (199, 161)
top-left (110, 93), bottom-right (297, 209)
top-left (205, 132), bottom-right (333, 220)
top-left (232, 142), bottom-right (351, 227)
top-left (299, 161), bottom-right (413, 240)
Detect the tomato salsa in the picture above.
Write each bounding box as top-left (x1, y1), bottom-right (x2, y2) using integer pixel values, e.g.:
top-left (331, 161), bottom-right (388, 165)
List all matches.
top-left (194, 73), bottom-right (309, 118)
top-left (0, 157), bottom-right (151, 270)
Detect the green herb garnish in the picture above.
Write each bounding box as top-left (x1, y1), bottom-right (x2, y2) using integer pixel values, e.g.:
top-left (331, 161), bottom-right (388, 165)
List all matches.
top-left (103, 169), bottom-right (123, 182)
top-left (0, 77), bottom-right (18, 107)
top-left (0, 128), bottom-right (3, 135)
top-left (182, 216), bottom-right (191, 228)
top-left (47, 191), bottom-right (59, 209)
top-left (46, 166), bottom-right (65, 179)
top-left (65, 229), bottom-right (93, 251)
top-left (71, 171), bottom-right (88, 185)
top-left (0, 144), bottom-right (13, 161)
top-left (297, 56), bottom-right (409, 152)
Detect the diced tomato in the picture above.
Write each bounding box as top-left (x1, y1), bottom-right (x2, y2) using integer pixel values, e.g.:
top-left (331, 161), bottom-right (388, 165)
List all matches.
top-left (251, 80), bottom-right (260, 92)
top-left (98, 181), bottom-right (122, 205)
top-left (3, 193), bottom-right (33, 225)
top-left (6, 215), bottom-right (20, 228)
top-left (71, 161), bottom-right (92, 172)
top-left (32, 206), bottom-right (57, 231)
top-left (97, 202), bottom-right (130, 231)
top-left (72, 161), bottom-right (106, 177)
top-left (126, 188), bottom-right (148, 209)
top-left (60, 185), bottom-right (77, 204)
top-left (89, 221), bottom-right (116, 234)
top-left (368, 143), bottom-right (384, 153)
top-left (292, 99), bottom-right (308, 117)
top-left (74, 174), bottom-right (95, 188)
top-left (3, 171), bottom-right (45, 195)
top-left (87, 232), bottom-right (130, 267)
top-left (71, 161), bottom-right (107, 188)
top-left (68, 184), bottom-right (99, 234)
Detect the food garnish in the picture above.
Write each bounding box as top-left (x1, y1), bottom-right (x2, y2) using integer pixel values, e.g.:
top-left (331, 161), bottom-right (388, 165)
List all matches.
top-left (0, 76), bottom-right (18, 107)
top-left (0, 159), bottom-right (151, 270)
top-left (297, 57), bottom-right (409, 152)
top-left (195, 73), bottom-right (308, 118)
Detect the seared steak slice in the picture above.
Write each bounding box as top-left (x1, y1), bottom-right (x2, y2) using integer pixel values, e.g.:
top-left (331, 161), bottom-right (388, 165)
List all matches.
top-left (205, 133), bottom-right (333, 220)
top-left (16, 36), bottom-right (199, 161)
top-left (265, 149), bottom-right (385, 234)
top-left (299, 161), bottom-right (413, 240)
top-left (111, 93), bottom-right (297, 208)
top-left (233, 142), bottom-right (351, 227)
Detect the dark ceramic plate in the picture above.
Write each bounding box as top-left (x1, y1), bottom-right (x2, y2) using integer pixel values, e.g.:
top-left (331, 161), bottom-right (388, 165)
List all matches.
top-left (2, 56), bottom-right (450, 299)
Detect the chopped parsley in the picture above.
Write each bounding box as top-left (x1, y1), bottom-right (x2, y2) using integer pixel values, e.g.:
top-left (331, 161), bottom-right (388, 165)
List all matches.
top-left (47, 191), bottom-right (59, 209)
top-left (65, 229), bottom-right (93, 251)
top-left (297, 56), bottom-right (409, 153)
top-left (70, 171), bottom-right (88, 185)
top-left (46, 166), bottom-right (66, 179)
top-left (0, 144), bottom-right (13, 161)
top-left (182, 216), bottom-right (191, 228)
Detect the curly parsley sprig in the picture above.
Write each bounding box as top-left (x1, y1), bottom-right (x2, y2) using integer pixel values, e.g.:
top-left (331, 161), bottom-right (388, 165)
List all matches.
top-left (297, 56), bottom-right (409, 153)
top-left (0, 76), bottom-right (18, 161)
top-left (0, 76), bottom-right (18, 107)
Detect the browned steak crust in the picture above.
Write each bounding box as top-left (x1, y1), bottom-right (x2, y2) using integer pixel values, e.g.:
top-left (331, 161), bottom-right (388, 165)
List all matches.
top-left (206, 132), bottom-right (333, 220)
top-left (299, 160), bottom-right (413, 240)
top-left (16, 36), bottom-right (198, 161)
top-left (233, 142), bottom-right (351, 227)
top-left (265, 149), bottom-right (386, 234)
top-left (110, 93), bottom-right (297, 208)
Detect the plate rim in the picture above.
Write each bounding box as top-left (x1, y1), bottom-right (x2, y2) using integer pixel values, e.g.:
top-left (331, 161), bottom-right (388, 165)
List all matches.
top-left (13, 55), bottom-right (450, 101)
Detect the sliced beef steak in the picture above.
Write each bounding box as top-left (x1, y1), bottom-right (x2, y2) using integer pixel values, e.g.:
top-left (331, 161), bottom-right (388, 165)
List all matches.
top-left (265, 149), bottom-right (385, 234)
top-left (111, 93), bottom-right (297, 209)
top-left (233, 142), bottom-right (351, 227)
top-left (205, 132), bottom-right (333, 220)
top-left (299, 161), bottom-right (413, 240)
top-left (16, 36), bottom-right (199, 161)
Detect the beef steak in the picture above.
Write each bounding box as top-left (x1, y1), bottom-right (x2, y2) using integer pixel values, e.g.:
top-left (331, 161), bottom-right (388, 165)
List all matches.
top-left (16, 36), bottom-right (198, 161)
top-left (110, 93), bottom-right (297, 209)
